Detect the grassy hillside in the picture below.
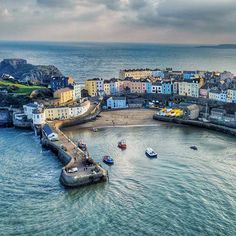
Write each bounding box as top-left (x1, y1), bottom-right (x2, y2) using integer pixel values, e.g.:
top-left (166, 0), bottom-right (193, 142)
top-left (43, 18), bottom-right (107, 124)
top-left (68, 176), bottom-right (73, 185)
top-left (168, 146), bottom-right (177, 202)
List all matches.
top-left (0, 80), bottom-right (45, 94)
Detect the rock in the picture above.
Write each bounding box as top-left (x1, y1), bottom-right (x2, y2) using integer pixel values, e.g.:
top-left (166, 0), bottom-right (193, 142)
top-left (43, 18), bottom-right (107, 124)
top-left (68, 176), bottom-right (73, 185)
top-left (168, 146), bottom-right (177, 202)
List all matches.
top-left (0, 59), bottom-right (63, 85)
top-left (30, 88), bottom-right (53, 99)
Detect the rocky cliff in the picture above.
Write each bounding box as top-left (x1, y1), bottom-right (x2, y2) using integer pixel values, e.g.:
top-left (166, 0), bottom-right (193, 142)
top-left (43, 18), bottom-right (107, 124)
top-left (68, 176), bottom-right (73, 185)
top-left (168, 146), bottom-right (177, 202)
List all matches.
top-left (0, 59), bottom-right (63, 85)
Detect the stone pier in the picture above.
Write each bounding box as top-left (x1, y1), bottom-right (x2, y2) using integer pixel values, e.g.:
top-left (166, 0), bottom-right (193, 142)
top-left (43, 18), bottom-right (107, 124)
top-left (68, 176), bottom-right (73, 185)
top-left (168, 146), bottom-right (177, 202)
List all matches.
top-left (41, 122), bottom-right (108, 188)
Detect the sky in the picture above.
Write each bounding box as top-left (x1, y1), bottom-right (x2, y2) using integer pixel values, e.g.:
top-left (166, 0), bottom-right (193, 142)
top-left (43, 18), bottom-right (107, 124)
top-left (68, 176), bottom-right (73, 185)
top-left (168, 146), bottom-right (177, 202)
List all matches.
top-left (0, 0), bottom-right (236, 44)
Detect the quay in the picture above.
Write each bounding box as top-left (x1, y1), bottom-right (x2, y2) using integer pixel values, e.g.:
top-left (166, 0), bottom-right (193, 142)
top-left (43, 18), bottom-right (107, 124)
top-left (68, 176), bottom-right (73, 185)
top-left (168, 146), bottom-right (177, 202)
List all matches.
top-left (41, 122), bottom-right (108, 188)
top-left (153, 114), bottom-right (236, 136)
top-left (40, 103), bottom-right (108, 188)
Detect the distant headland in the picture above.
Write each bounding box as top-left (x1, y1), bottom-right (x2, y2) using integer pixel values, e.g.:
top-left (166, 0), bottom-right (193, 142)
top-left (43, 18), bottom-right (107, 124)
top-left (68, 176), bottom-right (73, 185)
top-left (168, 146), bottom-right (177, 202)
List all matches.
top-left (197, 44), bottom-right (236, 49)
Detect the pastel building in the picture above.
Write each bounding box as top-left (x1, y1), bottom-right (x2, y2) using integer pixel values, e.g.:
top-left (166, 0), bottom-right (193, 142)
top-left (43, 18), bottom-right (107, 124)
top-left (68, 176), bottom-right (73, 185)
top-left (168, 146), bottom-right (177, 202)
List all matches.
top-left (72, 83), bottom-right (81, 100)
top-left (85, 79), bottom-right (98, 97)
top-left (162, 81), bottom-right (173, 94)
top-left (119, 69), bottom-right (152, 80)
top-left (96, 78), bottom-right (104, 96)
top-left (178, 79), bottom-right (199, 98)
top-left (199, 87), bottom-right (209, 98)
top-left (23, 102), bottom-right (41, 120)
top-left (146, 81), bottom-right (152, 93)
top-left (227, 89), bottom-right (236, 103)
top-left (152, 70), bottom-right (165, 78)
top-left (152, 83), bottom-right (162, 94)
top-left (106, 97), bottom-right (127, 109)
top-left (53, 88), bottom-right (73, 104)
top-left (209, 90), bottom-right (227, 102)
top-left (103, 80), bottom-right (111, 95)
top-left (173, 82), bottom-right (179, 94)
top-left (183, 71), bottom-right (196, 80)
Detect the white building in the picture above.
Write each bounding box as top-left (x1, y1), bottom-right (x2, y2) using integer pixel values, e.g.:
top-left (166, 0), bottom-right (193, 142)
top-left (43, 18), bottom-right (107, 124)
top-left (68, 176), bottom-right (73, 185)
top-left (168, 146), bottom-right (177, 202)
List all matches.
top-left (227, 89), bottom-right (236, 103)
top-left (151, 83), bottom-right (162, 94)
top-left (209, 90), bottom-right (227, 102)
top-left (178, 80), bottom-right (199, 98)
top-left (72, 83), bottom-right (81, 100)
top-left (24, 101), bottom-right (90, 122)
top-left (32, 108), bottom-right (45, 126)
top-left (23, 102), bottom-right (43, 120)
top-left (96, 78), bottom-right (104, 96)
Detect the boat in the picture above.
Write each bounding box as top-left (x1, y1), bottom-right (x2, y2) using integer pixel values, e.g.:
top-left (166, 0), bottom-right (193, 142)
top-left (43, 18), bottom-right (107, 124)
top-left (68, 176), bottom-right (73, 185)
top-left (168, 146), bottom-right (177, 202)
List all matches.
top-left (145, 148), bottom-right (158, 158)
top-left (118, 140), bottom-right (127, 149)
top-left (190, 146), bottom-right (198, 151)
top-left (103, 155), bottom-right (114, 165)
top-left (92, 128), bottom-right (98, 132)
top-left (78, 140), bottom-right (87, 151)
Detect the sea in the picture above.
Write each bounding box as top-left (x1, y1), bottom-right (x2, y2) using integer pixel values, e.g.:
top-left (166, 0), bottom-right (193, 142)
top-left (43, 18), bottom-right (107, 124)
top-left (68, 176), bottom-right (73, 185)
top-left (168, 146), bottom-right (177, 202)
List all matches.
top-left (0, 41), bottom-right (236, 235)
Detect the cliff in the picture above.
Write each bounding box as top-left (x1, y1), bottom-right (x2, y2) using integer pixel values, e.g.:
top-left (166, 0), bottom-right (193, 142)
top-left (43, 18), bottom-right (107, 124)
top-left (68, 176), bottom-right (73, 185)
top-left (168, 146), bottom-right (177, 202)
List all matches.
top-left (0, 59), bottom-right (63, 85)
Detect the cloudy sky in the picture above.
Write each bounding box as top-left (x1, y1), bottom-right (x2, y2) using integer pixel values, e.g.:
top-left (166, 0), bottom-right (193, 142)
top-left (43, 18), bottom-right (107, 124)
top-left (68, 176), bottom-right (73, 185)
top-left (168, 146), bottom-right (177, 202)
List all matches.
top-left (0, 0), bottom-right (236, 44)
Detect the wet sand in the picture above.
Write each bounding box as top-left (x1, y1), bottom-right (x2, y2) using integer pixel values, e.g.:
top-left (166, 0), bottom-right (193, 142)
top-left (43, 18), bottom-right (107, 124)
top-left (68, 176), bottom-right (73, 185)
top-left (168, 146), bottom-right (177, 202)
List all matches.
top-left (78, 109), bottom-right (158, 128)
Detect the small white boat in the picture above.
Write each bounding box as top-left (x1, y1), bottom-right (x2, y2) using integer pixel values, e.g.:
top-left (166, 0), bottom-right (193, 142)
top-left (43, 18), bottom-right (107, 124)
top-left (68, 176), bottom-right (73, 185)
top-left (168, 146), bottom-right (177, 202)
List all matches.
top-left (145, 148), bottom-right (157, 158)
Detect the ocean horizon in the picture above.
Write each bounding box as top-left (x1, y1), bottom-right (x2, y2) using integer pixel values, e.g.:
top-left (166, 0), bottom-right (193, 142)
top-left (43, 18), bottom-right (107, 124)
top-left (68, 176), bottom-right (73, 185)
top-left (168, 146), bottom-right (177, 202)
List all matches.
top-left (1, 41), bottom-right (236, 82)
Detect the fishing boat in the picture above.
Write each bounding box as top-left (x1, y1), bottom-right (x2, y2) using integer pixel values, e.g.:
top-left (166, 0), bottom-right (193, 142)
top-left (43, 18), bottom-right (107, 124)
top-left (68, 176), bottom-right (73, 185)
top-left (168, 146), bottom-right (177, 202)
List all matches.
top-left (190, 145), bottom-right (198, 151)
top-left (77, 140), bottom-right (87, 151)
top-left (118, 139), bottom-right (127, 149)
top-left (103, 155), bottom-right (114, 165)
top-left (145, 148), bottom-right (158, 158)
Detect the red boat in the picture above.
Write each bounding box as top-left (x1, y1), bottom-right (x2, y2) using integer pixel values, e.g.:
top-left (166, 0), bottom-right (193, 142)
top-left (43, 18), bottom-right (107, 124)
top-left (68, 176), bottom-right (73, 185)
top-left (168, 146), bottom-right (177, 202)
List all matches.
top-left (118, 140), bottom-right (127, 149)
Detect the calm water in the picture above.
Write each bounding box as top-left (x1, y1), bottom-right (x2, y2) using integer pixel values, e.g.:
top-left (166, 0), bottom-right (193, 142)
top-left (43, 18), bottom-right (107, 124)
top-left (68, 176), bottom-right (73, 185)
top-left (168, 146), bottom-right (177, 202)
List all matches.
top-left (0, 41), bottom-right (236, 81)
top-left (0, 42), bottom-right (236, 235)
top-left (0, 125), bottom-right (236, 235)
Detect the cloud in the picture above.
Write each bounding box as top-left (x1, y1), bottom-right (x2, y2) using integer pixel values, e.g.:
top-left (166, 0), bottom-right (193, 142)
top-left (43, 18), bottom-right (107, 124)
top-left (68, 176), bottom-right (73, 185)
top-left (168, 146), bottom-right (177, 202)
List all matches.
top-left (0, 0), bottom-right (236, 43)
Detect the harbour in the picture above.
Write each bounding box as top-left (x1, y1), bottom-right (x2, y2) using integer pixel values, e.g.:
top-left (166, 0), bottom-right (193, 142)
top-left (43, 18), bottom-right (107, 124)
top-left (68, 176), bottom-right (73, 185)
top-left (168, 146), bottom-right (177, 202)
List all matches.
top-left (1, 125), bottom-right (235, 235)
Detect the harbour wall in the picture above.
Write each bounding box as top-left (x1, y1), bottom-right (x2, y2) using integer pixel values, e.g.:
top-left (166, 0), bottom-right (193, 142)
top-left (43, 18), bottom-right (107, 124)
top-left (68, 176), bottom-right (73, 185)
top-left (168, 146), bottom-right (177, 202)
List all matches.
top-left (153, 115), bottom-right (236, 136)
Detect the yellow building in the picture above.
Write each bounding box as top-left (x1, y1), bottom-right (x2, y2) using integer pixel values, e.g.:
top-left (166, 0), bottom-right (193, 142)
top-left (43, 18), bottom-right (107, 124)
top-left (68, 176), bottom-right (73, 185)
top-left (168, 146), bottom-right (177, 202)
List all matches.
top-left (119, 69), bottom-right (152, 80)
top-left (85, 79), bottom-right (97, 96)
top-left (45, 107), bottom-right (70, 120)
top-left (53, 88), bottom-right (73, 105)
top-left (103, 81), bottom-right (110, 95)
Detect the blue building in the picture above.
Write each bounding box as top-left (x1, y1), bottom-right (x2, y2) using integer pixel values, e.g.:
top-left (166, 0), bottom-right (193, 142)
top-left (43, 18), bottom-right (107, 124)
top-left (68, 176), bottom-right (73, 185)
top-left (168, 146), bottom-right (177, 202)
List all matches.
top-left (107, 97), bottom-right (127, 109)
top-left (50, 77), bottom-right (74, 91)
top-left (183, 71), bottom-right (196, 80)
top-left (152, 70), bottom-right (165, 79)
top-left (146, 82), bottom-right (152, 93)
top-left (162, 81), bottom-right (173, 94)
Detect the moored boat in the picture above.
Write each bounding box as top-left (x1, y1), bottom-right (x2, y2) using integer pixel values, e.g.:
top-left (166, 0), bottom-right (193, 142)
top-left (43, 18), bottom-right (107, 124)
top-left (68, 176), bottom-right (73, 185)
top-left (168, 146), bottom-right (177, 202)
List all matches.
top-left (118, 140), bottom-right (127, 149)
top-left (78, 140), bottom-right (87, 151)
top-left (190, 145), bottom-right (198, 150)
top-left (145, 148), bottom-right (157, 158)
top-left (103, 155), bottom-right (114, 165)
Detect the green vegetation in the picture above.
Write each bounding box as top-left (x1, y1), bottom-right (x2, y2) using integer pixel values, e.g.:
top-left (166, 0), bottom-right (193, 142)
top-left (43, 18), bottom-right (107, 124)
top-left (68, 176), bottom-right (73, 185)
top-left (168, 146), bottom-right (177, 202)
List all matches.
top-left (0, 80), bottom-right (45, 94)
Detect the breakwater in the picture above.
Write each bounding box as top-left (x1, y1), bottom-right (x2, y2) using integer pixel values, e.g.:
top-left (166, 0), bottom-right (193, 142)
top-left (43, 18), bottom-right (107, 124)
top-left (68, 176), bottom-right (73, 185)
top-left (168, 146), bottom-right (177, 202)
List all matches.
top-left (41, 122), bottom-right (108, 188)
top-left (41, 102), bottom-right (108, 188)
top-left (153, 114), bottom-right (236, 136)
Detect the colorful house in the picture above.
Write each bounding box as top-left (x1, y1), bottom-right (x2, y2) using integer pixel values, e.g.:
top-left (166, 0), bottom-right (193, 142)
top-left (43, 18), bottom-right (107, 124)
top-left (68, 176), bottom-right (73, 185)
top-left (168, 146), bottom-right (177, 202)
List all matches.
top-left (85, 79), bottom-right (98, 97)
top-left (178, 79), bottom-right (199, 98)
top-left (106, 97), bottom-right (127, 109)
top-left (103, 80), bottom-right (111, 95)
top-left (209, 89), bottom-right (227, 102)
top-left (152, 69), bottom-right (165, 78)
top-left (152, 83), bottom-right (162, 94)
top-left (227, 89), bottom-right (236, 103)
top-left (183, 71), bottom-right (196, 80)
top-left (162, 81), bottom-right (173, 94)
top-left (53, 88), bottom-right (73, 104)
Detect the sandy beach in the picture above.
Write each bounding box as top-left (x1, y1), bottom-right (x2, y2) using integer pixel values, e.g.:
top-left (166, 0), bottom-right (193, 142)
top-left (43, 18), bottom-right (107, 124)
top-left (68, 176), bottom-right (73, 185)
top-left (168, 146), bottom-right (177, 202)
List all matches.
top-left (77, 108), bottom-right (158, 128)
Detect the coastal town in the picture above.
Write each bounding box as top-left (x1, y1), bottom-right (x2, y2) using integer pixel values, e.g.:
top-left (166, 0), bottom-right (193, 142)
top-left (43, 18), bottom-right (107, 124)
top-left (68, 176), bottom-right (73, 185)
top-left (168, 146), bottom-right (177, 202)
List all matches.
top-left (0, 58), bottom-right (236, 187)
top-left (0, 59), bottom-right (236, 131)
